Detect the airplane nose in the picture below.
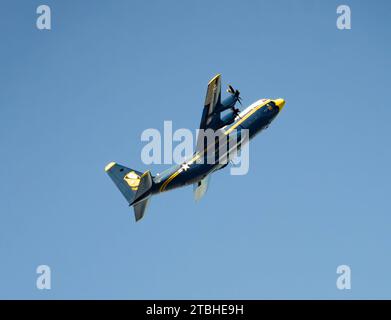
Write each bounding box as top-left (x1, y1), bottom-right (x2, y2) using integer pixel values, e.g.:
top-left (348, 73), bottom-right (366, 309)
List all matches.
top-left (274, 98), bottom-right (285, 111)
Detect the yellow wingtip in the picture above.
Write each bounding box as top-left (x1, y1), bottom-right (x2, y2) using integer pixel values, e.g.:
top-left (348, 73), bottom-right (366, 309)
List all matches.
top-left (208, 73), bottom-right (221, 85)
top-left (104, 161), bottom-right (116, 172)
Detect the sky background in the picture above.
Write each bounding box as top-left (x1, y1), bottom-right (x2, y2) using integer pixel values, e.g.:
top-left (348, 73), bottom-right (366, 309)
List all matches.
top-left (0, 0), bottom-right (390, 299)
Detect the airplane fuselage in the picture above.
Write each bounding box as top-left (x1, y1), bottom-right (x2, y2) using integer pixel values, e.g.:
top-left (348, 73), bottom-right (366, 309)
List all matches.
top-left (105, 74), bottom-right (286, 221)
top-left (152, 98), bottom-right (284, 194)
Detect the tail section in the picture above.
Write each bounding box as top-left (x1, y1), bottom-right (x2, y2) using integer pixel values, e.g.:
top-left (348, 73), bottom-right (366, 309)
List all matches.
top-left (130, 170), bottom-right (153, 221)
top-left (105, 162), bottom-right (153, 221)
top-left (133, 198), bottom-right (150, 222)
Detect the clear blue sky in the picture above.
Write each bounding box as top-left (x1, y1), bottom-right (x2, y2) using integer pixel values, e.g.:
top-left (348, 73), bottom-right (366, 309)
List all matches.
top-left (1, 0), bottom-right (390, 299)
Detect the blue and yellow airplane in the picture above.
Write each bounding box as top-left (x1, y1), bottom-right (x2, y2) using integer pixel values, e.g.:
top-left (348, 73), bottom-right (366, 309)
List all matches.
top-left (105, 74), bottom-right (285, 221)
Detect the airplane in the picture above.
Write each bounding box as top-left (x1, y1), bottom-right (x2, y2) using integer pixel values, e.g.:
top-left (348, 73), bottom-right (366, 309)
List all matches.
top-left (105, 74), bottom-right (285, 221)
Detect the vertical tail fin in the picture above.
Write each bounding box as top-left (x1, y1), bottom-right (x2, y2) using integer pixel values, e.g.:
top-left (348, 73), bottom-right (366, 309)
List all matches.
top-left (105, 162), bottom-right (153, 221)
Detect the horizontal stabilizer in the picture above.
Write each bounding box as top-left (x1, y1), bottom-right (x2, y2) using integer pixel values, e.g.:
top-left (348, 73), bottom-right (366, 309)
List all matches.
top-left (133, 198), bottom-right (150, 222)
top-left (131, 170), bottom-right (153, 221)
top-left (132, 171), bottom-right (153, 204)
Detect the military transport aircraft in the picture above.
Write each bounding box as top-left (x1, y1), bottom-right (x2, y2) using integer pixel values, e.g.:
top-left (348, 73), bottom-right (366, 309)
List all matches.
top-left (105, 74), bottom-right (285, 221)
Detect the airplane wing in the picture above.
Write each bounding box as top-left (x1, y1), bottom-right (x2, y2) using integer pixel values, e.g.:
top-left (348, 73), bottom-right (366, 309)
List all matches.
top-left (196, 74), bottom-right (223, 153)
top-left (193, 175), bottom-right (211, 201)
top-left (199, 74), bottom-right (222, 130)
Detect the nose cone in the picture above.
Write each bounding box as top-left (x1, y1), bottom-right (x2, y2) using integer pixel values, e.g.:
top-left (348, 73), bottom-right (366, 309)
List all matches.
top-left (274, 98), bottom-right (285, 111)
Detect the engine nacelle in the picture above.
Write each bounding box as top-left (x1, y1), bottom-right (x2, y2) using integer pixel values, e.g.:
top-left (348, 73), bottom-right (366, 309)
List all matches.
top-left (220, 109), bottom-right (237, 127)
top-left (221, 95), bottom-right (237, 109)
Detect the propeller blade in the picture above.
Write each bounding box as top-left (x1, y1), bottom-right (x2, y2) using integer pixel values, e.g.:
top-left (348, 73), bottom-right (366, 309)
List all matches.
top-left (227, 84), bottom-right (243, 114)
top-left (231, 107), bottom-right (242, 119)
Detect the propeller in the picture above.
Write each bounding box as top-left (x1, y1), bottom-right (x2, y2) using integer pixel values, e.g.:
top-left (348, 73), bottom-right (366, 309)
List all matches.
top-left (227, 85), bottom-right (242, 117)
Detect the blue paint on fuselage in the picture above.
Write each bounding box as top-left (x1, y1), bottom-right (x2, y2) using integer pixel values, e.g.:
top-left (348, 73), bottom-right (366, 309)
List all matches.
top-left (152, 100), bottom-right (280, 194)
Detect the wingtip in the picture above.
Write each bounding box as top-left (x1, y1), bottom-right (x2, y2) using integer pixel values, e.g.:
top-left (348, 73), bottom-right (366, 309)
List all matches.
top-left (208, 73), bottom-right (221, 85)
top-left (104, 161), bottom-right (116, 172)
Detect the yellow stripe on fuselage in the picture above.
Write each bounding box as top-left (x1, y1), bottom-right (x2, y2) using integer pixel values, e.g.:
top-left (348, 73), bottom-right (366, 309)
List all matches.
top-left (159, 99), bottom-right (270, 192)
top-left (159, 170), bottom-right (181, 192)
top-left (224, 99), bottom-right (270, 135)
